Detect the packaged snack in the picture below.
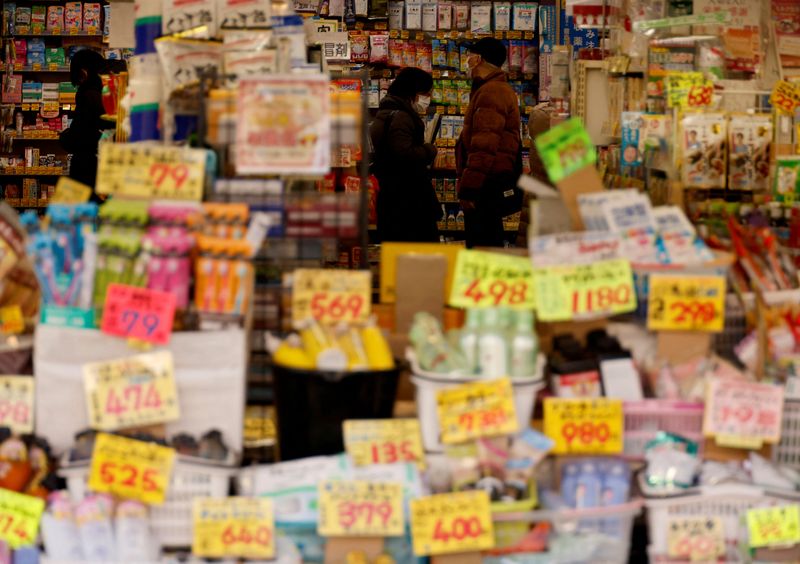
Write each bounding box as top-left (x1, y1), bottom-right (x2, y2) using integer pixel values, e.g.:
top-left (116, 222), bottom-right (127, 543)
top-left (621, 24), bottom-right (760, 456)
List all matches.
top-left (26, 39), bottom-right (46, 67)
top-left (349, 32), bottom-right (369, 62)
top-left (512, 2), bottom-right (536, 31)
top-left (415, 41), bottom-right (432, 71)
top-left (369, 32), bottom-right (388, 63)
top-left (431, 39), bottom-right (446, 67)
top-left (421, 2), bottom-right (436, 31)
top-left (446, 40), bottom-right (459, 69)
top-left (64, 2), bottom-right (81, 31)
top-left (31, 5), bottom-right (46, 32)
top-left (46, 6), bottom-right (64, 31)
top-left (728, 113), bottom-right (772, 191)
top-left (522, 41), bottom-right (536, 72)
top-left (401, 40), bottom-right (416, 67)
top-left (459, 43), bottom-right (469, 72)
top-left (680, 112), bottom-right (727, 189)
top-left (774, 157), bottom-right (800, 203)
top-left (388, 38), bottom-right (403, 67)
top-left (438, 1), bottom-right (452, 30)
top-left (2, 3), bottom-right (15, 35)
top-left (404, 0), bottom-right (421, 29)
top-left (470, 2), bottom-right (491, 33)
top-left (15, 6), bottom-right (31, 29)
top-left (387, 0), bottom-right (403, 29)
top-left (1, 76), bottom-right (22, 103)
top-left (82, 2), bottom-right (100, 30)
top-left (457, 80), bottom-right (470, 105)
top-left (454, 2), bottom-right (469, 30)
top-left (508, 40), bottom-right (523, 70)
top-left (442, 80), bottom-right (457, 105)
top-left (493, 1), bottom-right (510, 31)
top-left (13, 40), bottom-right (27, 66)
top-left (45, 48), bottom-right (66, 68)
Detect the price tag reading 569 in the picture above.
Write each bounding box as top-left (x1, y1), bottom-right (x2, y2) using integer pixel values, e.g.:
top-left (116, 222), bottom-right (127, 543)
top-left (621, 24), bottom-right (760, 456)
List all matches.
top-left (292, 269), bottom-right (371, 324)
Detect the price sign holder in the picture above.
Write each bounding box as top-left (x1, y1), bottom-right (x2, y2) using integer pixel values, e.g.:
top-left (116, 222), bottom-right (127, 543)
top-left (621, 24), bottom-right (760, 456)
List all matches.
top-left (292, 269), bottom-right (371, 324)
top-left (101, 283), bottom-right (177, 345)
top-left (51, 177), bottom-right (92, 204)
top-left (409, 490), bottom-right (494, 557)
top-left (192, 497), bottom-right (275, 560)
top-left (449, 250), bottom-right (535, 310)
top-left (747, 505), bottom-right (800, 548)
top-left (647, 275), bottom-right (726, 333)
top-left (0, 376), bottom-right (34, 434)
top-left (703, 378), bottom-right (784, 449)
top-left (0, 489), bottom-right (45, 549)
top-left (770, 80), bottom-right (800, 115)
top-left (543, 397), bottom-right (623, 454)
top-left (667, 517), bottom-right (724, 561)
top-left (436, 378), bottom-right (518, 445)
top-left (0, 306), bottom-right (24, 335)
top-left (88, 433), bottom-right (176, 505)
top-left (534, 117), bottom-right (596, 184)
top-left (318, 481), bottom-right (404, 537)
top-left (83, 350), bottom-right (180, 431)
top-left (343, 419), bottom-right (425, 469)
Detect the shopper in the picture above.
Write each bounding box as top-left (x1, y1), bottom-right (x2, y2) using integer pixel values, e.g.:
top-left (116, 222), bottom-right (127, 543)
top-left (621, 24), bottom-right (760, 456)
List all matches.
top-left (59, 49), bottom-right (115, 201)
top-left (516, 103), bottom-right (555, 247)
top-left (370, 67), bottom-right (439, 243)
top-left (457, 37), bottom-right (522, 248)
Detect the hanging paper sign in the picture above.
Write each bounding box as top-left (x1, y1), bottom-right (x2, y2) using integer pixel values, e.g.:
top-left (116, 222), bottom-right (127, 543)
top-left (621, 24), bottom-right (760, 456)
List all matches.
top-left (667, 517), bottom-right (725, 561)
top-left (533, 259), bottom-right (636, 321)
top-left (409, 490), bottom-right (494, 556)
top-left (534, 117), bottom-right (596, 183)
top-left (343, 419), bottom-right (425, 468)
top-left (192, 497), bottom-right (275, 560)
top-left (436, 378), bottom-right (518, 445)
top-left (101, 284), bottom-right (177, 345)
top-left (449, 250), bottom-right (535, 310)
top-left (292, 269), bottom-right (371, 324)
top-left (0, 306), bottom-right (24, 335)
top-left (647, 275), bottom-right (726, 332)
top-left (704, 379), bottom-right (784, 448)
top-left (88, 433), bottom-right (175, 505)
top-left (317, 481), bottom-right (404, 537)
top-left (543, 397), bottom-right (623, 454)
top-left (0, 377), bottom-right (34, 434)
top-left (0, 489), bottom-right (44, 549)
top-left (50, 177), bottom-right (92, 204)
top-left (83, 351), bottom-right (180, 431)
top-left (632, 10), bottom-right (731, 31)
top-left (747, 505), bottom-right (800, 548)
top-left (770, 80), bottom-right (800, 115)
top-left (96, 143), bottom-right (207, 201)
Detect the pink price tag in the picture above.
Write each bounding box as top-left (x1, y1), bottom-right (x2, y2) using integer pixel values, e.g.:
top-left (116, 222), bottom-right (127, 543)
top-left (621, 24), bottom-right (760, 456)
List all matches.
top-left (101, 284), bottom-right (177, 345)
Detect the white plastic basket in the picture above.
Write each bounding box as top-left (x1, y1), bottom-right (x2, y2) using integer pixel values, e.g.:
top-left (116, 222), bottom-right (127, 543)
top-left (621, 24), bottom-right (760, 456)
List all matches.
top-left (59, 458), bottom-right (236, 548)
top-left (623, 400), bottom-right (705, 460)
top-left (645, 483), bottom-right (800, 562)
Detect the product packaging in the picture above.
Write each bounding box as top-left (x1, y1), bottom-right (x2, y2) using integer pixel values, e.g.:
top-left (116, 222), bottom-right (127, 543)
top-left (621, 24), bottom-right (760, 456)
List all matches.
top-left (388, 38), bottom-right (403, 66)
top-left (454, 2), bottom-right (469, 30)
top-left (31, 5), bottom-right (46, 32)
top-left (680, 112), bottom-right (727, 189)
top-left (620, 111), bottom-right (643, 167)
top-left (416, 41), bottom-right (432, 71)
top-left (402, 40), bottom-right (416, 67)
top-left (512, 2), bottom-right (537, 31)
top-left (493, 1), bottom-right (511, 31)
top-left (13, 39), bottom-right (26, 66)
top-left (774, 157), bottom-right (800, 203)
top-left (728, 113), bottom-right (772, 191)
top-left (438, 1), bottom-right (452, 30)
top-left (387, 1), bottom-right (403, 29)
top-left (470, 2), bottom-right (491, 33)
top-left (349, 32), bottom-right (369, 62)
top-left (369, 32), bottom-right (389, 63)
top-left (422, 2), bottom-right (437, 31)
top-left (64, 2), bottom-right (81, 30)
top-left (404, 1), bottom-right (421, 29)
top-left (15, 6), bottom-right (31, 29)
top-left (46, 6), bottom-right (64, 31)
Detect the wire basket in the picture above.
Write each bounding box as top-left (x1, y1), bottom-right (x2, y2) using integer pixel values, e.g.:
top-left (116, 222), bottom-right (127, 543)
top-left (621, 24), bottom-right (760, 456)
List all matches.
top-left (623, 400), bottom-right (705, 460)
top-left (773, 399), bottom-right (800, 470)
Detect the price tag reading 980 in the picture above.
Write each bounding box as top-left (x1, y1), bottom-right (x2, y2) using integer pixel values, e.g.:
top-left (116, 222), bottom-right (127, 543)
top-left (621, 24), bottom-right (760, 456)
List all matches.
top-left (543, 397), bottom-right (623, 455)
top-left (647, 275), bottom-right (726, 333)
top-left (410, 490), bottom-right (494, 556)
top-left (449, 249), bottom-right (535, 310)
top-left (343, 419), bottom-right (425, 469)
top-left (292, 269), bottom-right (371, 324)
top-left (192, 497), bottom-right (275, 560)
top-left (317, 481), bottom-right (404, 537)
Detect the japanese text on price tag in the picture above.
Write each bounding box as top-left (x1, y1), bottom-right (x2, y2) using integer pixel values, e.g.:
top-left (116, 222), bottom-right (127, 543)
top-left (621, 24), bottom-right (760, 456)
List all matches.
top-left (410, 490), bottom-right (494, 556)
top-left (292, 269), bottom-right (370, 324)
top-left (533, 259), bottom-right (636, 322)
top-left (0, 306), bottom-right (24, 335)
top-left (193, 497), bottom-right (275, 559)
top-left (534, 118), bottom-right (596, 183)
top-left (50, 177), bottom-right (92, 204)
top-left (667, 517), bottom-right (725, 561)
top-left (747, 505), bottom-right (800, 548)
top-left (647, 275), bottom-right (726, 332)
top-left (449, 250), bottom-right (535, 310)
top-left (665, 72), bottom-right (707, 108)
top-left (0, 377), bottom-right (34, 434)
top-left (97, 143), bottom-right (206, 201)
top-left (83, 351), bottom-right (180, 431)
top-left (770, 80), bottom-right (800, 114)
top-left (88, 433), bottom-right (175, 505)
top-left (0, 489), bottom-right (44, 549)
top-left (704, 378), bottom-right (784, 448)
top-left (436, 378), bottom-right (518, 445)
top-left (343, 419), bottom-right (425, 469)
top-left (101, 284), bottom-right (177, 345)
top-left (544, 397), bottom-right (623, 454)
top-left (318, 481), bottom-right (404, 537)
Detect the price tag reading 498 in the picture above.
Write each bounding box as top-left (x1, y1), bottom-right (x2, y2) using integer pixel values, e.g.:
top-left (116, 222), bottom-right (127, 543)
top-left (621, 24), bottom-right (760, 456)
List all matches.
top-left (449, 249), bottom-right (535, 310)
top-left (410, 490), bottom-right (494, 556)
top-left (544, 398), bottom-right (623, 455)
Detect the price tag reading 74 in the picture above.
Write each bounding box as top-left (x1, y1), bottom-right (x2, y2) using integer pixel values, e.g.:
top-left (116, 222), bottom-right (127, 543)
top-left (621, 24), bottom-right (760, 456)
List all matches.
top-left (317, 481), bottom-right (404, 537)
top-left (0, 489), bottom-right (44, 549)
top-left (436, 378), bottom-right (518, 445)
top-left (410, 490), bottom-right (494, 556)
top-left (544, 398), bottom-right (623, 455)
top-left (449, 249), bottom-right (535, 310)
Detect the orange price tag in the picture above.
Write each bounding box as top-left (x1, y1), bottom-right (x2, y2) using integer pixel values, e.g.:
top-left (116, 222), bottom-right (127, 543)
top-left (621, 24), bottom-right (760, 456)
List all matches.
top-left (101, 283), bottom-right (177, 344)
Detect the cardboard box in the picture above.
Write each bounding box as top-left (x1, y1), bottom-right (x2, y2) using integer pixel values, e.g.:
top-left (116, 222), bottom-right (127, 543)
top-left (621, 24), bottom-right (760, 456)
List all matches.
top-left (554, 164), bottom-right (605, 230)
top-left (395, 254), bottom-right (447, 333)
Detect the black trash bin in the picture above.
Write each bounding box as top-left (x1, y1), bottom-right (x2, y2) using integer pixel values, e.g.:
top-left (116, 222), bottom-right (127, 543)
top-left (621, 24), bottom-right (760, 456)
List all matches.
top-left (272, 364), bottom-right (400, 461)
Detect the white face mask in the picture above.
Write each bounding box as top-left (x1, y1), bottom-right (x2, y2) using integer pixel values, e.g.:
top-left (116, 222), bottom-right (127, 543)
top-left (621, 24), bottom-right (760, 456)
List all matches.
top-left (414, 94), bottom-right (431, 112)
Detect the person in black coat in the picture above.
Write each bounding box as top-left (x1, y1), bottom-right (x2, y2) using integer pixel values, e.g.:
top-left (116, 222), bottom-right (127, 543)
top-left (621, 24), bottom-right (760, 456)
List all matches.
top-left (370, 67), bottom-right (439, 243)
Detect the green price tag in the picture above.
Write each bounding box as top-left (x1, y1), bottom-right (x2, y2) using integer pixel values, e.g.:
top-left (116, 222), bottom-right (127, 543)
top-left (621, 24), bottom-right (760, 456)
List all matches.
top-left (533, 118), bottom-right (596, 183)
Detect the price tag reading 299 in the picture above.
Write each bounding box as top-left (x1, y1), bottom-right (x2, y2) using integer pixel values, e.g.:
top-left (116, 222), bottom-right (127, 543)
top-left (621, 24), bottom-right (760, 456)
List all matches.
top-left (543, 398), bottom-right (623, 455)
top-left (449, 249), bottom-right (535, 310)
top-left (292, 269), bottom-right (371, 324)
top-left (647, 275), bottom-right (726, 333)
top-left (317, 481), bottom-right (404, 537)
top-left (410, 490), bottom-right (494, 556)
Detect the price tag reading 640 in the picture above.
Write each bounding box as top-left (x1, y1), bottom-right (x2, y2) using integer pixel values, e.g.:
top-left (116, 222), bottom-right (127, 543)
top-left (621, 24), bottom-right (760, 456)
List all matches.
top-left (544, 397), bottom-right (623, 454)
top-left (292, 269), bottom-right (370, 324)
top-left (449, 249), bottom-right (535, 310)
top-left (317, 481), bottom-right (404, 537)
top-left (410, 490), bottom-right (494, 556)
top-left (436, 378), bottom-right (518, 445)
top-left (193, 497), bottom-right (275, 560)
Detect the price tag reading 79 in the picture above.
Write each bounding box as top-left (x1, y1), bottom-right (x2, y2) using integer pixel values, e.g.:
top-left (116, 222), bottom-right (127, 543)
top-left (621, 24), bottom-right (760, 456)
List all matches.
top-left (449, 249), bottom-right (535, 310)
top-left (101, 284), bottom-right (177, 345)
top-left (543, 398), bottom-right (623, 455)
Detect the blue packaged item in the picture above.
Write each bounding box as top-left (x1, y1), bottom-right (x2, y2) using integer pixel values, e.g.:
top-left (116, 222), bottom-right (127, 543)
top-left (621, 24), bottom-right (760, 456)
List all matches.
top-left (560, 462), bottom-right (579, 507)
top-left (575, 461), bottom-right (602, 509)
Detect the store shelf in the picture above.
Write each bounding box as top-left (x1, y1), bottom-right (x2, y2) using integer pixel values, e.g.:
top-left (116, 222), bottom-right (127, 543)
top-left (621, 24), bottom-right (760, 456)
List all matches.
top-left (0, 65), bottom-right (70, 73)
top-left (0, 169), bottom-right (64, 176)
top-left (10, 29), bottom-right (103, 38)
top-left (11, 136), bottom-right (61, 141)
top-left (5, 103), bottom-right (74, 112)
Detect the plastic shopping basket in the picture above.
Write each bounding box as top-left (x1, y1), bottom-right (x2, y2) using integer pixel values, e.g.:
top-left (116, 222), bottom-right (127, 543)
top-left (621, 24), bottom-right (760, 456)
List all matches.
top-left (623, 400), bottom-right (705, 460)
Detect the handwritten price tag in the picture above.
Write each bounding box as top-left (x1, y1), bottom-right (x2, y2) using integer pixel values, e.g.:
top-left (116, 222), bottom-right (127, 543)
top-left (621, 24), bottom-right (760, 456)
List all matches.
top-left (534, 117), bottom-right (596, 183)
top-left (51, 177), bottom-right (92, 204)
top-left (343, 419), bottom-right (425, 469)
top-left (88, 433), bottom-right (175, 505)
top-left (770, 80), bottom-right (800, 114)
top-left (193, 497), bottom-right (275, 559)
top-left (665, 72), bottom-right (707, 108)
top-left (533, 259), bottom-right (636, 322)
top-left (647, 275), bottom-right (726, 332)
top-left (747, 506), bottom-right (800, 548)
top-left (436, 378), bottom-right (518, 445)
top-left (0, 377), bottom-right (34, 434)
top-left (544, 398), bottom-right (623, 455)
top-left (0, 489), bottom-right (44, 549)
top-left (318, 481), bottom-right (404, 537)
top-left (97, 143), bottom-right (206, 201)
top-left (410, 490), bottom-right (494, 556)
top-left (667, 517), bottom-right (725, 561)
top-left (0, 306), bottom-right (24, 335)
top-left (704, 378), bottom-right (784, 448)
top-left (101, 284), bottom-right (177, 345)
top-left (83, 351), bottom-right (180, 431)
top-left (449, 250), bottom-right (535, 310)
top-left (292, 269), bottom-right (370, 324)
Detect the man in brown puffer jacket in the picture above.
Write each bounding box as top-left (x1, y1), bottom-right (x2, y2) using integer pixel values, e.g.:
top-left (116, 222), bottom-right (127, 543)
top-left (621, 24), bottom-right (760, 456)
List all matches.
top-left (456, 37), bottom-right (521, 248)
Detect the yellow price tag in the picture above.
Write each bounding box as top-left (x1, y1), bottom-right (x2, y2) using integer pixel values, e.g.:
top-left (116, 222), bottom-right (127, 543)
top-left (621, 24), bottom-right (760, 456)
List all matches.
top-left (343, 419), bottom-right (425, 468)
top-left (647, 275), bottom-right (726, 332)
top-left (0, 489), bottom-right (44, 549)
top-left (410, 490), bottom-right (494, 556)
top-left (292, 268), bottom-right (371, 324)
top-left (770, 80), bottom-right (800, 114)
top-left (69, 28), bottom-right (79, 35)
top-left (51, 177), bottom-right (92, 204)
top-left (665, 72), bottom-right (705, 108)
top-left (318, 481), bottom-right (405, 537)
top-left (0, 306), bottom-right (24, 335)
top-left (667, 517), bottom-right (725, 561)
top-left (83, 351), bottom-right (180, 431)
top-left (88, 433), bottom-right (175, 505)
top-left (449, 250), bottom-right (535, 310)
top-left (192, 497), bottom-right (275, 559)
top-left (747, 505), bottom-right (800, 548)
top-left (0, 377), bottom-right (34, 434)
top-left (436, 378), bottom-right (517, 445)
top-left (96, 143), bottom-right (206, 201)
top-left (533, 259), bottom-right (636, 321)
top-left (543, 398), bottom-right (623, 455)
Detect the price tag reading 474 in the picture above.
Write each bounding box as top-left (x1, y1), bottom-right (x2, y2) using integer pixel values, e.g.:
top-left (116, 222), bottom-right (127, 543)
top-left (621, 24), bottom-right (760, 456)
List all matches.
top-left (292, 269), bottom-right (370, 324)
top-left (101, 284), bottom-right (177, 345)
top-left (193, 497), bottom-right (275, 560)
top-left (450, 249), bottom-right (535, 310)
top-left (544, 398), bottom-right (623, 455)
top-left (410, 490), bottom-right (494, 556)
top-left (318, 481), bottom-right (404, 537)
top-left (437, 378), bottom-right (517, 445)
top-left (0, 489), bottom-right (44, 549)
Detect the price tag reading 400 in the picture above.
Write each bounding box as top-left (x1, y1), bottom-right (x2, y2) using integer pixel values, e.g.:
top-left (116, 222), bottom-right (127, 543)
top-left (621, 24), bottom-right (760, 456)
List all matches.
top-left (83, 351), bottom-right (180, 431)
top-left (318, 481), bottom-right (404, 537)
top-left (747, 505), bottom-right (800, 548)
top-left (0, 377), bottom-right (34, 435)
top-left (343, 419), bottom-right (425, 469)
top-left (0, 489), bottom-right (44, 549)
top-left (544, 398), bottom-right (623, 455)
top-left (193, 497), bottom-right (275, 560)
top-left (449, 250), bottom-right (535, 310)
top-left (410, 490), bottom-right (494, 556)
top-left (88, 433), bottom-right (175, 505)
top-left (436, 378), bottom-right (518, 445)
top-left (292, 269), bottom-right (371, 324)
top-left (647, 275), bottom-right (726, 333)
top-left (101, 284), bottom-right (177, 345)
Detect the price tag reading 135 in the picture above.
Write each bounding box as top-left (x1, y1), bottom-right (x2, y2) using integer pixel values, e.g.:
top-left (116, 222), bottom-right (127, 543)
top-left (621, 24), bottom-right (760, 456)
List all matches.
top-left (193, 497), bottom-right (275, 560)
top-left (343, 419), bottom-right (425, 469)
top-left (449, 249), bottom-right (535, 310)
top-left (0, 489), bottom-right (44, 549)
top-left (647, 275), bottom-right (726, 333)
top-left (544, 398), bottom-right (623, 455)
top-left (410, 490), bottom-right (494, 556)
top-left (292, 269), bottom-right (371, 324)
top-left (747, 505), bottom-right (800, 548)
top-left (317, 481), bottom-right (404, 537)
top-left (436, 378), bottom-right (518, 445)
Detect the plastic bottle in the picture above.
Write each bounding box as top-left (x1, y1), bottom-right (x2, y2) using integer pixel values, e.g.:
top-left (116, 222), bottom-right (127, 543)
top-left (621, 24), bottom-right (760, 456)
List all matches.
top-left (560, 462), bottom-right (579, 507)
top-left (477, 308), bottom-right (508, 379)
top-left (575, 461), bottom-right (602, 509)
top-left (509, 309), bottom-right (539, 378)
top-left (459, 309), bottom-right (482, 374)
top-left (273, 334), bottom-right (315, 370)
top-left (297, 318), bottom-right (330, 366)
top-left (601, 461), bottom-right (630, 506)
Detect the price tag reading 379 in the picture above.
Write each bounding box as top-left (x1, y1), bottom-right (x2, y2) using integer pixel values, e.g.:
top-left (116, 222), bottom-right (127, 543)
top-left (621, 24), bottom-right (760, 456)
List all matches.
top-left (317, 481), bottom-right (404, 537)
